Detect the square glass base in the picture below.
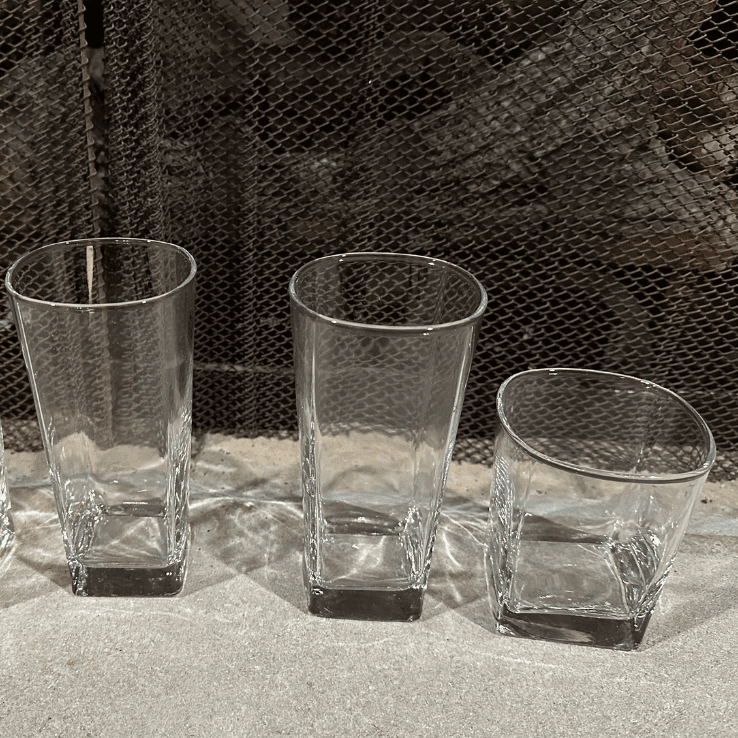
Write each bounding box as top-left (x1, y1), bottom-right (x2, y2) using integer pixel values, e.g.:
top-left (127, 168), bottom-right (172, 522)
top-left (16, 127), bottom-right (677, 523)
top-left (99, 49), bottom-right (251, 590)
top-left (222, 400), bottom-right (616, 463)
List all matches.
top-left (494, 604), bottom-right (652, 651)
top-left (68, 542), bottom-right (189, 597)
top-left (306, 581), bottom-right (424, 621)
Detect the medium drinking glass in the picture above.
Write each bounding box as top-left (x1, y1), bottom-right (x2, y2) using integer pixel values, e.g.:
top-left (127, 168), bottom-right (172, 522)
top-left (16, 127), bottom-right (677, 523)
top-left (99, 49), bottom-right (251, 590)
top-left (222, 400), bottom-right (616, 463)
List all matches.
top-left (485, 368), bottom-right (716, 649)
top-left (5, 238), bottom-right (196, 596)
top-left (290, 253), bottom-right (487, 620)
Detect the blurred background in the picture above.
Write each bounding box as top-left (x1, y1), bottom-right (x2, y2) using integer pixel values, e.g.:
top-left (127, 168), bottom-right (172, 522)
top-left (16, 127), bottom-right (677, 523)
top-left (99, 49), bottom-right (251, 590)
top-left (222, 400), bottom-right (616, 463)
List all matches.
top-left (2, 0), bottom-right (738, 477)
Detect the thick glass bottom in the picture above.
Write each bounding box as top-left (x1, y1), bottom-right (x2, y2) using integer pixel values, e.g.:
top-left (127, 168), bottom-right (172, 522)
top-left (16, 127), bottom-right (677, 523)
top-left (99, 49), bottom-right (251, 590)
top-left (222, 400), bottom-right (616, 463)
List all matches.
top-left (494, 604), bottom-right (652, 651)
top-left (68, 543), bottom-right (188, 597)
top-left (306, 581), bottom-right (424, 621)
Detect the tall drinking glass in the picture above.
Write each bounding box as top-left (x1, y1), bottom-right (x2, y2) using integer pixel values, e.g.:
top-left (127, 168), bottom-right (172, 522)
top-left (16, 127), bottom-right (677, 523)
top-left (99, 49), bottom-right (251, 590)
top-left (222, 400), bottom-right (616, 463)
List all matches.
top-left (290, 253), bottom-right (487, 620)
top-left (5, 238), bottom-right (196, 596)
top-left (485, 368), bottom-right (716, 649)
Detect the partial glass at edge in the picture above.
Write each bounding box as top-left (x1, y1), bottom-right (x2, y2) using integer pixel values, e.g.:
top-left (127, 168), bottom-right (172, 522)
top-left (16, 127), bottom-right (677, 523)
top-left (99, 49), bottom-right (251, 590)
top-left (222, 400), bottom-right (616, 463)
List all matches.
top-left (0, 419), bottom-right (14, 558)
top-left (5, 239), bottom-right (196, 596)
top-left (290, 253), bottom-right (487, 621)
top-left (485, 368), bottom-right (716, 650)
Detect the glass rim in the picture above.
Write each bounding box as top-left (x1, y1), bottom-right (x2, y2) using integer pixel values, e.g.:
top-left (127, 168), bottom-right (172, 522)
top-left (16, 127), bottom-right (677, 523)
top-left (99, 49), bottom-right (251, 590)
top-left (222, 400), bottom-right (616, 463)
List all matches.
top-left (288, 252), bottom-right (488, 333)
top-left (497, 367), bottom-right (717, 484)
top-left (5, 238), bottom-right (197, 310)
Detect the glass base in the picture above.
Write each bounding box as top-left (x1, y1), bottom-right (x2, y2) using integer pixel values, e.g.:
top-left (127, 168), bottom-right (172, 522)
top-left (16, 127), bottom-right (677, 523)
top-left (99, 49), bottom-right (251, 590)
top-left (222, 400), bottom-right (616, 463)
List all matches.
top-left (494, 604), bottom-right (652, 651)
top-left (306, 581), bottom-right (424, 621)
top-left (69, 545), bottom-right (188, 597)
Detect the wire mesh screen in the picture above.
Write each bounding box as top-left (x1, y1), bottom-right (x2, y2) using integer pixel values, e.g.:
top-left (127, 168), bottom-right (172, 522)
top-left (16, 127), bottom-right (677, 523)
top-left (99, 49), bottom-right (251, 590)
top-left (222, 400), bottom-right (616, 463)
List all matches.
top-left (2, 0), bottom-right (738, 478)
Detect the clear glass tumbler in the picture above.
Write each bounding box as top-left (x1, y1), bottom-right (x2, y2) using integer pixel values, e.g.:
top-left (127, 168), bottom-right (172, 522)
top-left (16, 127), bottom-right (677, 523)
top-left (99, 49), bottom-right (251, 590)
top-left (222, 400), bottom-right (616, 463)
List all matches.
top-left (290, 253), bottom-right (487, 620)
top-left (485, 368), bottom-right (716, 649)
top-left (5, 238), bottom-right (196, 596)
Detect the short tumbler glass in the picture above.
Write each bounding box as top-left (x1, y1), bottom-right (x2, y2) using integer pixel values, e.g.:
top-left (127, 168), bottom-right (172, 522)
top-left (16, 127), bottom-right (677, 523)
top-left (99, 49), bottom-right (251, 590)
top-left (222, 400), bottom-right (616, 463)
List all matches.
top-left (290, 253), bottom-right (487, 621)
top-left (485, 368), bottom-right (716, 650)
top-left (6, 238), bottom-right (196, 596)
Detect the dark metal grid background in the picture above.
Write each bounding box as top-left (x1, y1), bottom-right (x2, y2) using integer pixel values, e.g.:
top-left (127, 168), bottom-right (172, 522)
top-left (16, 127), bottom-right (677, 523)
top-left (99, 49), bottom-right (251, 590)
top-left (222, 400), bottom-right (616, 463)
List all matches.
top-left (2, 0), bottom-right (738, 479)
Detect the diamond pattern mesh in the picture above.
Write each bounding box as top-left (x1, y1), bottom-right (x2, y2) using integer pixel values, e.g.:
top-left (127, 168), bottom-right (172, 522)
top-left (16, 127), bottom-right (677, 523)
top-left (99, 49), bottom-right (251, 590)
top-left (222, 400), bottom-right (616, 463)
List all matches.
top-left (2, 0), bottom-right (738, 478)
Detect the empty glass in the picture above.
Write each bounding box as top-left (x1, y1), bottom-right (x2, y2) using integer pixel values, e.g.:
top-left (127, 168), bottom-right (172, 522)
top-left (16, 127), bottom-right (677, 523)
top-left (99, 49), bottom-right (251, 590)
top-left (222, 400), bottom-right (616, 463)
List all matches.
top-left (290, 253), bottom-right (487, 620)
top-left (485, 368), bottom-right (716, 649)
top-left (5, 238), bottom-right (196, 596)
